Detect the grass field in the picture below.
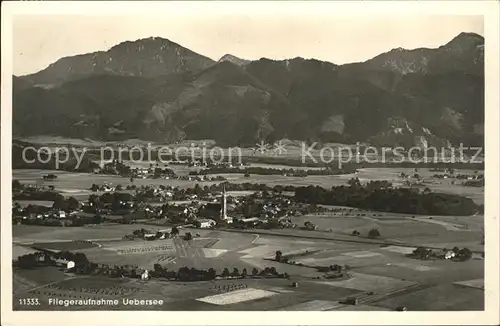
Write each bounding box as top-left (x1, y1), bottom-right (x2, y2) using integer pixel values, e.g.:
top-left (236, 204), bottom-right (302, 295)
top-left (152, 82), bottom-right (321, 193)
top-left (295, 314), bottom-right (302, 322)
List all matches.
top-left (12, 224), bottom-right (485, 310)
top-left (13, 166), bottom-right (483, 204)
top-left (374, 283), bottom-right (485, 311)
top-left (11, 163), bottom-right (484, 311)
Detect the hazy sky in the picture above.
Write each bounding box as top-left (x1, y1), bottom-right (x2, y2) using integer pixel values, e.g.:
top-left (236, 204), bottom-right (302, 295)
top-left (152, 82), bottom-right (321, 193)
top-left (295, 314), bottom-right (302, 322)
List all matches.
top-left (13, 15), bottom-right (483, 76)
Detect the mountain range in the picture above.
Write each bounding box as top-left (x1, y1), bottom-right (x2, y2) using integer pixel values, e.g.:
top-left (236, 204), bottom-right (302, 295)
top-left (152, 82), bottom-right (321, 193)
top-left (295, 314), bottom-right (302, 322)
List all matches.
top-left (13, 32), bottom-right (484, 147)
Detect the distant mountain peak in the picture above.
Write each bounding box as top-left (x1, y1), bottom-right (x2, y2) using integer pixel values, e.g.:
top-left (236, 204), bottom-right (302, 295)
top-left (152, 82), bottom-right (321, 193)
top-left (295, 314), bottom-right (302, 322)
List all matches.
top-left (454, 32), bottom-right (484, 40)
top-left (444, 32), bottom-right (484, 51)
top-left (21, 37), bottom-right (216, 85)
top-left (218, 54), bottom-right (250, 66)
top-left (13, 32), bottom-right (484, 147)
top-left (109, 36), bottom-right (177, 50)
top-left (362, 31), bottom-right (484, 75)
top-left (390, 47), bottom-right (409, 52)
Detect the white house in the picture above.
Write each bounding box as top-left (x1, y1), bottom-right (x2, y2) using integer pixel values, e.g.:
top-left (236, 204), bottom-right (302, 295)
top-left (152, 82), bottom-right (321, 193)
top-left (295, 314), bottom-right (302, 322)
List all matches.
top-left (143, 233), bottom-right (157, 240)
top-left (444, 251), bottom-right (456, 259)
top-left (198, 219), bottom-right (217, 228)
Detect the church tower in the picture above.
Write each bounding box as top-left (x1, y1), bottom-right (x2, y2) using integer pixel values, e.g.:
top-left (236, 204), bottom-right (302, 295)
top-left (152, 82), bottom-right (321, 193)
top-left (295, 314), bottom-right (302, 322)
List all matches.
top-left (221, 185), bottom-right (227, 220)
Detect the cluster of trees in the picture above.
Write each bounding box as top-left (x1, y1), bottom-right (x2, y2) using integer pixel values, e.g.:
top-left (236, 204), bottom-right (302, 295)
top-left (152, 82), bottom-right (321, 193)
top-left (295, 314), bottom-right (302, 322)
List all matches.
top-left (18, 247), bottom-right (290, 283)
top-left (15, 214), bottom-right (103, 227)
top-left (13, 202), bottom-right (49, 215)
top-left (53, 251), bottom-right (90, 267)
top-left (410, 247), bottom-right (433, 260)
top-left (98, 161), bottom-right (132, 176)
top-left (52, 196), bottom-right (80, 211)
top-left (170, 266), bottom-right (217, 281)
top-left (350, 229), bottom-right (381, 238)
top-left (410, 246), bottom-right (473, 261)
top-left (294, 179), bottom-right (479, 216)
top-left (153, 266), bottom-right (287, 281)
top-left (151, 167), bottom-right (176, 179)
top-left (18, 250), bottom-right (142, 278)
top-left (16, 252), bottom-right (54, 269)
top-left (455, 173), bottom-right (483, 180)
top-left (12, 180), bottom-right (24, 191)
top-left (463, 179), bottom-right (484, 187)
top-left (124, 227), bottom-right (180, 240)
top-left (211, 182), bottom-right (296, 193)
top-left (449, 247), bottom-right (473, 261)
top-left (85, 193), bottom-right (135, 214)
top-left (16, 250), bottom-right (91, 270)
top-left (13, 188), bottom-right (64, 202)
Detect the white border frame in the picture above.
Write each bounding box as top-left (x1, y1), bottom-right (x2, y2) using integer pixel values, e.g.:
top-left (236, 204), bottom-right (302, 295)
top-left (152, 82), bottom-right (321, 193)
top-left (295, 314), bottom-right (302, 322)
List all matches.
top-left (1, 1), bottom-right (499, 325)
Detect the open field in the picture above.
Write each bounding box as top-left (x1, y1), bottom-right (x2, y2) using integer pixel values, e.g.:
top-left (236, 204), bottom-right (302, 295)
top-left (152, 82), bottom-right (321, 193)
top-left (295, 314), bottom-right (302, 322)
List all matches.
top-left (374, 283), bottom-right (485, 311)
top-left (12, 161), bottom-right (484, 311)
top-left (13, 221), bottom-right (484, 310)
top-left (13, 166), bottom-right (483, 204)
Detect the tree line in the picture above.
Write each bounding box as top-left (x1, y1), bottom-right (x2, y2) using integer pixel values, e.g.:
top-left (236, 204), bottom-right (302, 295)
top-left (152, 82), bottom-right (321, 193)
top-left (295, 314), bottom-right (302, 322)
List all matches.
top-left (294, 178), bottom-right (479, 216)
top-left (15, 250), bottom-right (288, 281)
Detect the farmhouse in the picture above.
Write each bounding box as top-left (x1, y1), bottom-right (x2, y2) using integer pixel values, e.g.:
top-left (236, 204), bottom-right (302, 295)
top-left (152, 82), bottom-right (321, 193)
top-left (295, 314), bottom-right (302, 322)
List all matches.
top-left (445, 251), bottom-right (456, 259)
top-left (239, 217), bottom-right (261, 226)
top-left (42, 174), bottom-right (58, 180)
top-left (54, 210), bottom-right (66, 219)
top-left (143, 233), bottom-right (158, 240)
top-left (198, 218), bottom-right (217, 228)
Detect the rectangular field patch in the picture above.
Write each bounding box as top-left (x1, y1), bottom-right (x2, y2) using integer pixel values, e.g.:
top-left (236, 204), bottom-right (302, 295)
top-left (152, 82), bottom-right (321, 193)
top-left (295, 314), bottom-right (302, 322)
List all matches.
top-left (342, 251), bottom-right (382, 258)
top-left (380, 246), bottom-right (416, 254)
top-left (201, 248), bottom-right (227, 258)
top-left (267, 287), bottom-right (295, 294)
top-left (196, 288), bottom-right (277, 305)
top-left (392, 262), bottom-right (434, 272)
top-left (278, 300), bottom-right (341, 311)
top-left (454, 279), bottom-right (484, 289)
top-left (316, 272), bottom-right (415, 292)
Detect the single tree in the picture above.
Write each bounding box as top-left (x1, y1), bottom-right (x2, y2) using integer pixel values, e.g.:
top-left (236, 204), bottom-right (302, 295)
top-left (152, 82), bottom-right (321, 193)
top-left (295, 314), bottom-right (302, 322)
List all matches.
top-left (184, 232), bottom-right (193, 241)
top-left (275, 250), bottom-right (283, 262)
top-left (367, 228), bottom-right (381, 239)
top-left (12, 180), bottom-right (22, 190)
top-left (221, 268), bottom-right (230, 277)
top-left (207, 268), bottom-right (217, 279)
top-left (458, 247), bottom-right (473, 261)
top-left (171, 226), bottom-right (180, 237)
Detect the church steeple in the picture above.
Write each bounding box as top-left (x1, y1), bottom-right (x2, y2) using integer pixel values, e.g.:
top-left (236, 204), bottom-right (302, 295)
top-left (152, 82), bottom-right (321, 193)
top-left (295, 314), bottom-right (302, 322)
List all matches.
top-left (221, 184), bottom-right (227, 220)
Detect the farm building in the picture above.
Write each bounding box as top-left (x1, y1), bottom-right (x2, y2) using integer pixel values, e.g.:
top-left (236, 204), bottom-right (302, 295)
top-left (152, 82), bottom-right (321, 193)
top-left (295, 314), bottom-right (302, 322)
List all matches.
top-left (198, 219), bottom-right (217, 228)
top-left (143, 234), bottom-right (158, 240)
top-left (445, 251), bottom-right (456, 259)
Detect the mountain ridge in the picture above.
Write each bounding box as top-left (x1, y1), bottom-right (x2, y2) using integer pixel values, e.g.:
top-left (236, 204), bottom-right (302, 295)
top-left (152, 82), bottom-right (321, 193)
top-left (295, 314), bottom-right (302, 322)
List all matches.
top-left (13, 32), bottom-right (484, 147)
